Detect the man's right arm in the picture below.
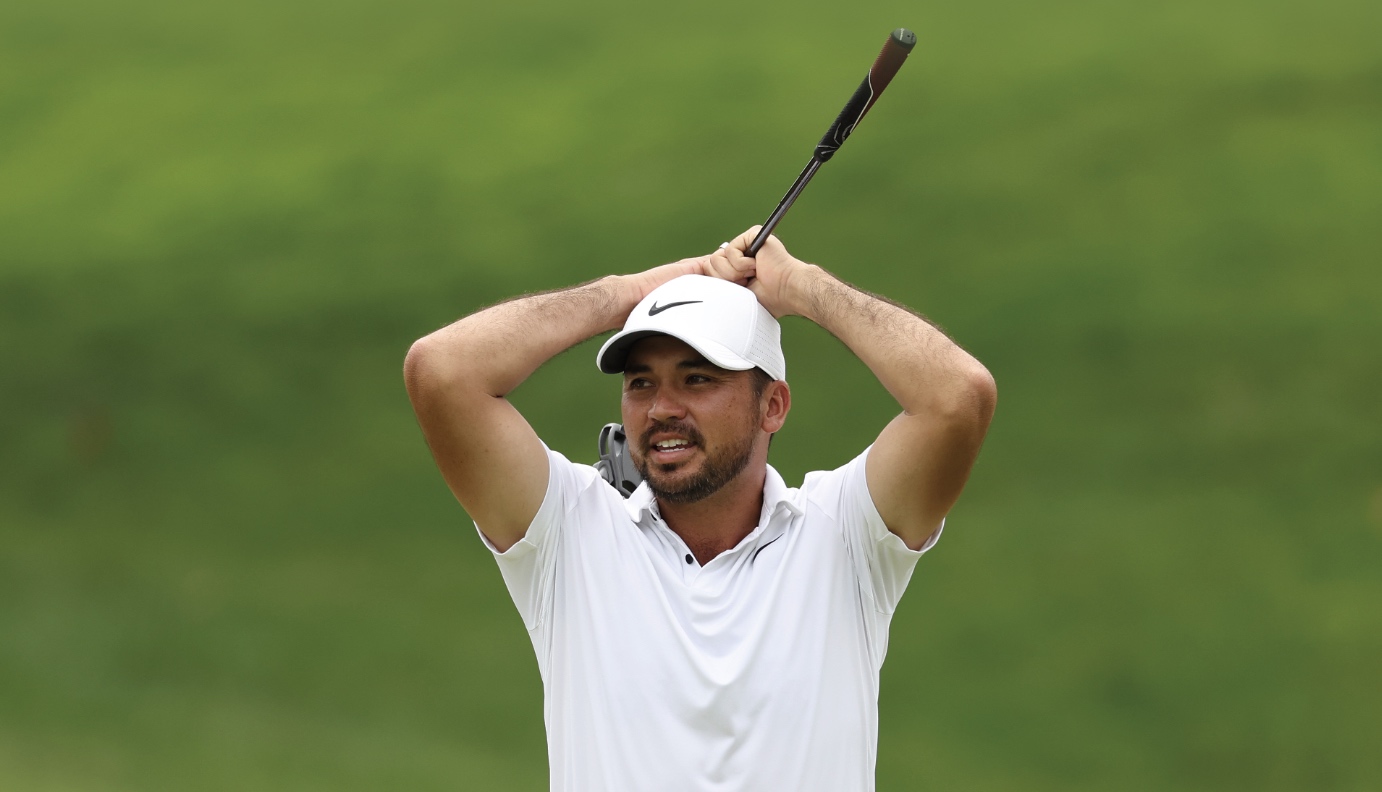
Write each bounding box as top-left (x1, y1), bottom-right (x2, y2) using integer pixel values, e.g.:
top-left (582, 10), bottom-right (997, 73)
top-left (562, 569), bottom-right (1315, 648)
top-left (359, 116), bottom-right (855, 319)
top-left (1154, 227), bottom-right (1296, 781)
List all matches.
top-left (403, 259), bottom-right (710, 552)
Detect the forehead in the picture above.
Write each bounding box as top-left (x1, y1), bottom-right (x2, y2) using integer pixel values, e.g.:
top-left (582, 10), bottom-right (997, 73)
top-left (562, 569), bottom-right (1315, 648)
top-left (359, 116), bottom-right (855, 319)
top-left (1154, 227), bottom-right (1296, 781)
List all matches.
top-left (624, 335), bottom-right (721, 373)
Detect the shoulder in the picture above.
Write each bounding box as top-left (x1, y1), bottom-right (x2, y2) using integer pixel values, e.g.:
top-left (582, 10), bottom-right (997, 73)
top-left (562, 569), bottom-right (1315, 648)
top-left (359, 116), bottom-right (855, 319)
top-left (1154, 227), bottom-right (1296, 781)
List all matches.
top-left (533, 445), bottom-right (632, 530)
top-left (799, 447), bottom-right (872, 520)
top-left (545, 444), bottom-right (605, 489)
top-left (542, 445), bottom-right (622, 512)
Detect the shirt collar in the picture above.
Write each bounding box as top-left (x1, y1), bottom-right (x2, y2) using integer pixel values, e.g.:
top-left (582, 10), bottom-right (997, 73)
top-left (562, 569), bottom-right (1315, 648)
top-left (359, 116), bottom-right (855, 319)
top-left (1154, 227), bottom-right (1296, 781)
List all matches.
top-left (761, 464), bottom-right (803, 522)
top-left (623, 464), bottom-right (803, 523)
top-left (624, 480), bottom-right (658, 522)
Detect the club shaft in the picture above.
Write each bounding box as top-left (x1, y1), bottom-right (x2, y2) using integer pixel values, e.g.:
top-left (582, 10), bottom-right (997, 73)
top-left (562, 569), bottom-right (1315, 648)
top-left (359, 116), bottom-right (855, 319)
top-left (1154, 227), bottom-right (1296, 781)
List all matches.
top-left (744, 28), bottom-right (914, 257)
top-left (747, 158), bottom-right (822, 256)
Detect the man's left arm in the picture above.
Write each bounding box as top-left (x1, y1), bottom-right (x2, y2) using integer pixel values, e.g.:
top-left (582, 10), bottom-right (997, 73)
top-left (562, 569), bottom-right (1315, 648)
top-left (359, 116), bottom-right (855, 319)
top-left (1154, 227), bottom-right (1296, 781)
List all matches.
top-left (712, 228), bottom-right (997, 550)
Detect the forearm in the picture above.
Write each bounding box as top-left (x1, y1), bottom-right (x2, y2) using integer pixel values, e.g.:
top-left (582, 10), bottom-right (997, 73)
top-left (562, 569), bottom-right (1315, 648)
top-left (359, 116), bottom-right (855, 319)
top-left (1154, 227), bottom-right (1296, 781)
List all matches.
top-left (785, 265), bottom-right (992, 416)
top-left (407, 275), bottom-right (639, 398)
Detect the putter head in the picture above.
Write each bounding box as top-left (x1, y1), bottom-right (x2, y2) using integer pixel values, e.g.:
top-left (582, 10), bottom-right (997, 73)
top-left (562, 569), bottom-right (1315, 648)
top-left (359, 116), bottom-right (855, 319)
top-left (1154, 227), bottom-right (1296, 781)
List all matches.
top-left (595, 423), bottom-right (643, 498)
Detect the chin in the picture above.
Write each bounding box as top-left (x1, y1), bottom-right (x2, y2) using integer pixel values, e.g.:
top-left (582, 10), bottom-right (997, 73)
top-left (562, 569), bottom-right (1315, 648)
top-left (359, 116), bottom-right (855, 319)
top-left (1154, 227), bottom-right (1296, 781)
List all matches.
top-left (634, 447), bottom-right (700, 480)
top-left (648, 461), bottom-right (699, 487)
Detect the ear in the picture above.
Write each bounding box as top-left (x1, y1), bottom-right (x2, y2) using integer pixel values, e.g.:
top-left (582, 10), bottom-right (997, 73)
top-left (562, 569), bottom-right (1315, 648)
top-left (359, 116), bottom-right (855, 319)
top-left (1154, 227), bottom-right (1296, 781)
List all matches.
top-left (760, 380), bottom-right (791, 434)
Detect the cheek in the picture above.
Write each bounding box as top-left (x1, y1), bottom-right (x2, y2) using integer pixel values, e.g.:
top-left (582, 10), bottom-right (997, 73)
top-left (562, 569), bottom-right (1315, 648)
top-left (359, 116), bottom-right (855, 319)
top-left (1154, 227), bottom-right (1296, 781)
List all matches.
top-left (700, 395), bottom-right (759, 438)
top-left (620, 396), bottom-right (650, 440)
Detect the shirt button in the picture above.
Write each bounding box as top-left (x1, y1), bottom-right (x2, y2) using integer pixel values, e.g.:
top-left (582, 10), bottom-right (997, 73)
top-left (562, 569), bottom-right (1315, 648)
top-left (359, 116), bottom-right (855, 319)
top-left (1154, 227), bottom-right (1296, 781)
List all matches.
top-left (685, 554), bottom-right (693, 565)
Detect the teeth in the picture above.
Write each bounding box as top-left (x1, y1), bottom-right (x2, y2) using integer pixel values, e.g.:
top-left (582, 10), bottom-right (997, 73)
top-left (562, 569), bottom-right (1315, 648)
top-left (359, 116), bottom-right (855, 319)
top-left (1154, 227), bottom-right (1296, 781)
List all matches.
top-left (655, 439), bottom-right (690, 449)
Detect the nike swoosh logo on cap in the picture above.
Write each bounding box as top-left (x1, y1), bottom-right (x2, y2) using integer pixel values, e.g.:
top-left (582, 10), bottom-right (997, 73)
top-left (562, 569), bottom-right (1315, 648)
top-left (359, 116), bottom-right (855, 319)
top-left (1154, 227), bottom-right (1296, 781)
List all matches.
top-left (647, 300), bottom-right (702, 316)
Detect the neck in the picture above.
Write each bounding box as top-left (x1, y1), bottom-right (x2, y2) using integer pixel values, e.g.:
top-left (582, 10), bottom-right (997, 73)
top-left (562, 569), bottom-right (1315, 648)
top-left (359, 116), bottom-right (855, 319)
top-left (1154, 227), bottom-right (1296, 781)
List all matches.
top-left (657, 462), bottom-right (767, 566)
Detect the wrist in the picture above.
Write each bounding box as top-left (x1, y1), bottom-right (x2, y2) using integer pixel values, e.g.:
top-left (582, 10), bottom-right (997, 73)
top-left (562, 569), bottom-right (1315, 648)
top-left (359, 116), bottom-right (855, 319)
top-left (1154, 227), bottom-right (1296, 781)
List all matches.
top-left (597, 274), bottom-right (642, 329)
top-left (602, 273), bottom-right (635, 306)
top-left (781, 262), bottom-right (833, 321)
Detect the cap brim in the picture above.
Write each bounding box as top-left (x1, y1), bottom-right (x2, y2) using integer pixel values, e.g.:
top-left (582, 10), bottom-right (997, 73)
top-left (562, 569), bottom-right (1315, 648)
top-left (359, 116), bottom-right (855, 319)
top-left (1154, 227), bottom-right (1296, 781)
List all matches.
top-left (597, 329), bottom-right (757, 375)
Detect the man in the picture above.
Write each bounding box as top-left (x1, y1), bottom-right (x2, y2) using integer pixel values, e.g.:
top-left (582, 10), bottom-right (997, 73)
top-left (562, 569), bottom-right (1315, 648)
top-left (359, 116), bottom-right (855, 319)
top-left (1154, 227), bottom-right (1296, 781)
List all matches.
top-left (404, 227), bottom-right (996, 791)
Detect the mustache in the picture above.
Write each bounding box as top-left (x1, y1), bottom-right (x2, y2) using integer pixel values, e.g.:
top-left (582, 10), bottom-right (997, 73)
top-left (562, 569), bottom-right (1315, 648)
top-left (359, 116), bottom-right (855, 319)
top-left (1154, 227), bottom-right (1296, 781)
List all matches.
top-left (639, 420), bottom-right (704, 451)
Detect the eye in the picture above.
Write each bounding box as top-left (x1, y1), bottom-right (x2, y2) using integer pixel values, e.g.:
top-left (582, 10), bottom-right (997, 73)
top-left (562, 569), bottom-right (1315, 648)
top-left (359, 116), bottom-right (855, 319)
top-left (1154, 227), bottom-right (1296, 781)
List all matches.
top-left (686, 374), bottom-right (711, 384)
top-left (626, 377), bottom-right (652, 390)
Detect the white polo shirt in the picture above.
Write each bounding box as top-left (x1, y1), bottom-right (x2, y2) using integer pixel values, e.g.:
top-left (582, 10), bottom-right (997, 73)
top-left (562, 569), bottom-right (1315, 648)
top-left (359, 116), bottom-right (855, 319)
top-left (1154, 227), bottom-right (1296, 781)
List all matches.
top-left (478, 444), bottom-right (941, 792)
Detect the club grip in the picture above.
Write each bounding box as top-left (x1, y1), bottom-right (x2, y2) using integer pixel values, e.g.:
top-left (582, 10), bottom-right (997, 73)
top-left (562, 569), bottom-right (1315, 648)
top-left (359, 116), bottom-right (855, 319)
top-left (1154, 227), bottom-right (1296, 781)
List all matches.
top-left (813, 28), bottom-right (916, 162)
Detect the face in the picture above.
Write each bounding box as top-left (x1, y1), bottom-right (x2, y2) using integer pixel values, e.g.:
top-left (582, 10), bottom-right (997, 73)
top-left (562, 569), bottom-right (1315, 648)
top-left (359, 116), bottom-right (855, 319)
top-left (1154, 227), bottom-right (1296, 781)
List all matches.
top-left (621, 336), bottom-right (770, 504)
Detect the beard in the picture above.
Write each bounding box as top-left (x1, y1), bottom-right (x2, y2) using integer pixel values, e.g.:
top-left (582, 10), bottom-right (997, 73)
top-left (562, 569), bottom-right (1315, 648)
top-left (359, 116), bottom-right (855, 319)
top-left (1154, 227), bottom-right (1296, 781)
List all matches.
top-left (634, 418), bottom-right (756, 505)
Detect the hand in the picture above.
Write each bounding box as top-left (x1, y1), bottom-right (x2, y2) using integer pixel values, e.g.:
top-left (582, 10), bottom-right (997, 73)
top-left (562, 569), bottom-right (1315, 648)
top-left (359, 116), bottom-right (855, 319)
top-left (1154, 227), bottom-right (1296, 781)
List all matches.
top-left (706, 227), bottom-right (811, 318)
top-left (621, 255), bottom-right (713, 305)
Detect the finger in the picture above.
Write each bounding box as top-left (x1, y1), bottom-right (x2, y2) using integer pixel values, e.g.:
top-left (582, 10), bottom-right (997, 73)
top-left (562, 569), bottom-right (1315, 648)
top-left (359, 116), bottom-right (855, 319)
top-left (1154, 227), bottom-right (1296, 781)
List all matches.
top-left (744, 226), bottom-right (792, 259)
top-left (722, 244), bottom-right (758, 279)
top-left (706, 250), bottom-right (748, 284)
top-left (677, 255), bottom-right (712, 277)
top-left (717, 232), bottom-right (762, 280)
top-left (728, 226), bottom-right (763, 254)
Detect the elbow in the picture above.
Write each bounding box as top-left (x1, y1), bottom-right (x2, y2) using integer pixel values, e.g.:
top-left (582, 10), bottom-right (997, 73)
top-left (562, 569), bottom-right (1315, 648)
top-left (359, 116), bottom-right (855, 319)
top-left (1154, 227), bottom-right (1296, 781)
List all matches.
top-left (928, 361), bottom-right (996, 432)
top-left (404, 335), bottom-right (458, 398)
top-left (405, 333), bottom-right (491, 404)
top-left (966, 362), bottom-right (998, 427)
top-left (403, 337), bottom-right (431, 395)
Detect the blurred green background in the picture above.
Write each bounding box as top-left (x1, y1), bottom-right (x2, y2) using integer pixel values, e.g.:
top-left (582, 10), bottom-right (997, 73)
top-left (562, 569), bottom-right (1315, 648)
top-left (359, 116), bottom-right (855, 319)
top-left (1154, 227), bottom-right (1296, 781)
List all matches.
top-left (3, 0), bottom-right (1380, 788)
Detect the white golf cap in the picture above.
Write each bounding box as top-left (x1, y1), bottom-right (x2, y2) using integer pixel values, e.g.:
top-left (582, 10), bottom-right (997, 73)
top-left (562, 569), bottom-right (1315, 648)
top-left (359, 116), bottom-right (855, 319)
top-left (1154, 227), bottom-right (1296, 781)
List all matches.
top-left (596, 275), bottom-right (786, 381)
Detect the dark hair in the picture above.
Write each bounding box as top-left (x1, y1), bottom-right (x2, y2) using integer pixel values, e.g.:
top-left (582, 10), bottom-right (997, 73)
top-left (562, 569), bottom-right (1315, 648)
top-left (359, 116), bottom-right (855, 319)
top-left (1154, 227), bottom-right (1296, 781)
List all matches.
top-left (750, 367), bottom-right (775, 398)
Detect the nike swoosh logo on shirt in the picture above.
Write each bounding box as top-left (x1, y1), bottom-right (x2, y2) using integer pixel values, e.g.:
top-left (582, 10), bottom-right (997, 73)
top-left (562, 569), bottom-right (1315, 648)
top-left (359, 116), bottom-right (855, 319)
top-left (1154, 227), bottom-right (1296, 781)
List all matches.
top-left (648, 300), bottom-right (702, 316)
top-left (751, 535), bottom-right (783, 564)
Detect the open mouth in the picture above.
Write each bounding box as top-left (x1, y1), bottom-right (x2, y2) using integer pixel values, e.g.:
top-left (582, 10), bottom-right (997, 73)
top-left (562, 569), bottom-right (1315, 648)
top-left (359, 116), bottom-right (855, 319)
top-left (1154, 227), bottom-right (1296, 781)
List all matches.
top-left (649, 437), bottom-right (697, 461)
top-left (640, 420), bottom-right (705, 468)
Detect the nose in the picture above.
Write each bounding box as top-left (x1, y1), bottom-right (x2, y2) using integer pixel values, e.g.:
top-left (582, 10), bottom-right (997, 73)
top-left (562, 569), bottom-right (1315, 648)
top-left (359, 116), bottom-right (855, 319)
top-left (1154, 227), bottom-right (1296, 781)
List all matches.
top-left (647, 387), bottom-right (688, 423)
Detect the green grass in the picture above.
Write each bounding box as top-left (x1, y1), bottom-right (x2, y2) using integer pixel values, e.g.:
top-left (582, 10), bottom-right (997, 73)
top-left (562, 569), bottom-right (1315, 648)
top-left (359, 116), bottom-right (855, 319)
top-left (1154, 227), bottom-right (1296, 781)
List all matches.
top-left (2, 0), bottom-right (1380, 788)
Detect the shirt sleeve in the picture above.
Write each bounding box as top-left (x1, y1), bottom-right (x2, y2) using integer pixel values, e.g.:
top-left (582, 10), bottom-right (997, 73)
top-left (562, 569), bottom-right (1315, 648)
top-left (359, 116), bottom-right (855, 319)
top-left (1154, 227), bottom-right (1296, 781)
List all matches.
top-left (808, 445), bottom-right (943, 615)
top-left (473, 444), bottom-right (591, 632)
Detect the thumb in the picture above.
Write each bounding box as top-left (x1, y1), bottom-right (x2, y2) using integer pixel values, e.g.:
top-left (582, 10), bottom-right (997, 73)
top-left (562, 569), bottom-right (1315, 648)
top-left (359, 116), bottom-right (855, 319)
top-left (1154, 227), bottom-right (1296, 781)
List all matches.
top-left (729, 226), bottom-right (763, 255)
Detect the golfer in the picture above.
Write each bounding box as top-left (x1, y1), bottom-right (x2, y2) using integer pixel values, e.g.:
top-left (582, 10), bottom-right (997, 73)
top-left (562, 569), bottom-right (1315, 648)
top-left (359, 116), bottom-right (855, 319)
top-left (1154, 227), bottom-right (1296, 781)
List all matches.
top-left (404, 227), bottom-right (996, 791)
